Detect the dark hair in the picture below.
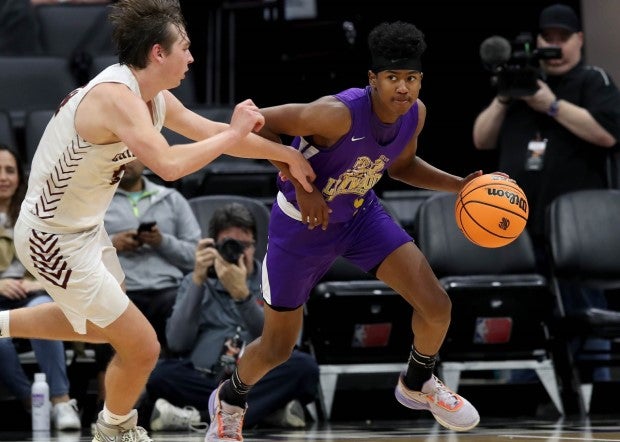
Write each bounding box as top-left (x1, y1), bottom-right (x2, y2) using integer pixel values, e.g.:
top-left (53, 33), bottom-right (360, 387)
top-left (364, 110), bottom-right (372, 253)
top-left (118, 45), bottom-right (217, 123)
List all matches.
top-left (108, 0), bottom-right (187, 69)
top-left (208, 203), bottom-right (257, 240)
top-left (0, 144), bottom-right (27, 226)
top-left (368, 21), bottom-right (427, 63)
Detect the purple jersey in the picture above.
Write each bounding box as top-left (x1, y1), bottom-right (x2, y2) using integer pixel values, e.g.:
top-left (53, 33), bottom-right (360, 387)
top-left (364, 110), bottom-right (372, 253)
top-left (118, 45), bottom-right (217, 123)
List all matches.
top-left (264, 86), bottom-right (419, 309)
top-left (279, 86), bottom-right (419, 223)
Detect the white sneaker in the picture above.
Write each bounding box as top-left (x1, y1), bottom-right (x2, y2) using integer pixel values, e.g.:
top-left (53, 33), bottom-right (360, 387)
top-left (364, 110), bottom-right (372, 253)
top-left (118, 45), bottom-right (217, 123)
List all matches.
top-left (395, 373), bottom-right (480, 431)
top-left (150, 398), bottom-right (208, 432)
top-left (52, 399), bottom-right (81, 431)
top-left (262, 400), bottom-right (306, 428)
top-left (205, 382), bottom-right (246, 442)
top-left (92, 409), bottom-right (152, 442)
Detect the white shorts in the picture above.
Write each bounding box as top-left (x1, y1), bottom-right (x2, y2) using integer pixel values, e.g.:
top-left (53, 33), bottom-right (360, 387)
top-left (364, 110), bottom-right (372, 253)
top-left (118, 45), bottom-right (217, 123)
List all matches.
top-left (14, 218), bottom-right (128, 334)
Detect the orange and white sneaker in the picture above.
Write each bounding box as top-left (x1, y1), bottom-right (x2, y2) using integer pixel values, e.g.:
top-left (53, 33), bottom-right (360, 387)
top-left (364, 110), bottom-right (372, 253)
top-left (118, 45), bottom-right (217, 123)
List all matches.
top-left (205, 381), bottom-right (247, 442)
top-left (395, 373), bottom-right (480, 431)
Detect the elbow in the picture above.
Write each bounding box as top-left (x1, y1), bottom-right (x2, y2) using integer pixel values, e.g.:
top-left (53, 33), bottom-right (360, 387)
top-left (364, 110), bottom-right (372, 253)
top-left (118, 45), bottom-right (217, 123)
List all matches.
top-left (387, 169), bottom-right (403, 182)
top-left (148, 162), bottom-right (184, 182)
top-left (596, 134), bottom-right (617, 148)
top-left (472, 135), bottom-right (494, 150)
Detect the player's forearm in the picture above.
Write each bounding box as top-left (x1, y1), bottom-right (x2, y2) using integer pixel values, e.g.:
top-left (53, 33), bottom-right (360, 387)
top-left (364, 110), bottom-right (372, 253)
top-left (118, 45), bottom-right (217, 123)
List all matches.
top-left (148, 129), bottom-right (241, 181)
top-left (226, 132), bottom-right (299, 165)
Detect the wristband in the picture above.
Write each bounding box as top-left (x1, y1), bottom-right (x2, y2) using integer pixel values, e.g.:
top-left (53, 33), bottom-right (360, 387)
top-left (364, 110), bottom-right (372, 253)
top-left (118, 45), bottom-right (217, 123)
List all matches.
top-left (547, 99), bottom-right (560, 117)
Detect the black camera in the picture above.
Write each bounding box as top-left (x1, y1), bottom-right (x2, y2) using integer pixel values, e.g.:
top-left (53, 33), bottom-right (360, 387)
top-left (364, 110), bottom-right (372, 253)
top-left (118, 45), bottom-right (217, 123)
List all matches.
top-left (480, 33), bottom-right (562, 97)
top-left (206, 238), bottom-right (246, 278)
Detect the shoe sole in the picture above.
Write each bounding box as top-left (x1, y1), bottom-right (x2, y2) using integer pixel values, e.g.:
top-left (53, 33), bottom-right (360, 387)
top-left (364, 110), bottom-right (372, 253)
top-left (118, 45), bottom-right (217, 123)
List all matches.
top-left (208, 387), bottom-right (218, 420)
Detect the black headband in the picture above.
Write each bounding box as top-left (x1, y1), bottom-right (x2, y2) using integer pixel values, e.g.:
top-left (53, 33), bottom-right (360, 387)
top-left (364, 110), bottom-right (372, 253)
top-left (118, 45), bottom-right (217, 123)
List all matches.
top-left (371, 55), bottom-right (422, 73)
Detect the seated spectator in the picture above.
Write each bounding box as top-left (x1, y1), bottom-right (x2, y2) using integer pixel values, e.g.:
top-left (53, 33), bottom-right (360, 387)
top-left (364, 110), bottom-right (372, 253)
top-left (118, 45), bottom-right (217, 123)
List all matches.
top-left (0, 144), bottom-right (81, 430)
top-left (144, 202), bottom-right (319, 431)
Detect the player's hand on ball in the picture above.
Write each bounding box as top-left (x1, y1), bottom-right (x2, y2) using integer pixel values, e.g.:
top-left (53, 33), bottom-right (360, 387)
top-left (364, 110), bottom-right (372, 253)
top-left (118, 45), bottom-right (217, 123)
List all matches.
top-left (459, 170), bottom-right (483, 191)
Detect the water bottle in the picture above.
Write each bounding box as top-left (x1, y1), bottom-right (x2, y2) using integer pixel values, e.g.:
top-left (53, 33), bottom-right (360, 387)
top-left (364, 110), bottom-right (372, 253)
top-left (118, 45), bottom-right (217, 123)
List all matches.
top-left (31, 372), bottom-right (50, 431)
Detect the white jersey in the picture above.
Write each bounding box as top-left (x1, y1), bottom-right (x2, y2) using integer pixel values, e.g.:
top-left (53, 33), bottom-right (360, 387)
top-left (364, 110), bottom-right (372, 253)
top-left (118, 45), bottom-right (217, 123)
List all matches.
top-left (19, 64), bottom-right (166, 233)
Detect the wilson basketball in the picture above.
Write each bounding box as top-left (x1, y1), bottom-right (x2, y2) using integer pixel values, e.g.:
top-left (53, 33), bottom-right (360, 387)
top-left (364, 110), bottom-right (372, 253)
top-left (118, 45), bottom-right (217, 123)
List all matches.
top-left (455, 173), bottom-right (529, 248)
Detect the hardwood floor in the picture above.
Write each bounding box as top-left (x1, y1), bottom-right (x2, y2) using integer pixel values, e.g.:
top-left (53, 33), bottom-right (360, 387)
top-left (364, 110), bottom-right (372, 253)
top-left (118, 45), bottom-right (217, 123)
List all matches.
top-left (1, 417), bottom-right (619, 442)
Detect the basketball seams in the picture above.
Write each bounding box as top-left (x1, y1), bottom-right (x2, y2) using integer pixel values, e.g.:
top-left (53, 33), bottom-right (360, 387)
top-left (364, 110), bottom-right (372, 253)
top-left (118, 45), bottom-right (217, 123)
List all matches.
top-left (461, 200), bottom-right (528, 222)
top-left (461, 182), bottom-right (526, 201)
top-left (455, 173), bottom-right (529, 248)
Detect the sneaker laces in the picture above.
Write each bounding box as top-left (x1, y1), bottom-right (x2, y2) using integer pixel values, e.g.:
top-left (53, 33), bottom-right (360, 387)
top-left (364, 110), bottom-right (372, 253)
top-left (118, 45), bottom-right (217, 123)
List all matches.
top-left (119, 426), bottom-right (152, 442)
top-left (426, 376), bottom-right (461, 410)
top-left (166, 404), bottom-right (208, 433)
top-left (214, 407), bottom-right (244, 440)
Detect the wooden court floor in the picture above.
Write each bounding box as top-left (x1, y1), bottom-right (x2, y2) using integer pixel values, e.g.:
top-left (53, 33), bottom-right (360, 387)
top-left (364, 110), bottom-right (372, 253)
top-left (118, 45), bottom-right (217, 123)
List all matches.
top-left (2, 417), bottom-right (620, 442)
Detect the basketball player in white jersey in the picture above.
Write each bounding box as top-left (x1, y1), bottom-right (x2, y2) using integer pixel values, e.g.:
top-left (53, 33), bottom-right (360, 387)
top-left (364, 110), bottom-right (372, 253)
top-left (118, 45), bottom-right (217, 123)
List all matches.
top-left (0, 0), bottom-right (315, 441)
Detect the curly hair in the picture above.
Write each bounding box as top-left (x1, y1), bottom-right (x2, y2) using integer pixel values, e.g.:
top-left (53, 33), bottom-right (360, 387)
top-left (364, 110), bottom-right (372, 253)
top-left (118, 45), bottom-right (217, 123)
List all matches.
top-left (368, 21), bottom-right (427, 61)
top-left (108, 0), bottom-right (186, 69)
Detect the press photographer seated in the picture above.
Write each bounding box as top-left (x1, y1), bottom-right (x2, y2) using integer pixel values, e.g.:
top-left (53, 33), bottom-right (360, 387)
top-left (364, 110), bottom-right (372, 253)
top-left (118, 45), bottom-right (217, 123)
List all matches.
top-left (143, 202), bottom-right (319, 432)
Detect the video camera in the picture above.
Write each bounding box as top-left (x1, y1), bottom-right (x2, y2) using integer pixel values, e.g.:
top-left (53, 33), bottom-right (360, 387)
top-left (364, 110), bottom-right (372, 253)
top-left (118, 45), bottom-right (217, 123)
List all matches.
top-left (479, 32), bottom-right (562, 97)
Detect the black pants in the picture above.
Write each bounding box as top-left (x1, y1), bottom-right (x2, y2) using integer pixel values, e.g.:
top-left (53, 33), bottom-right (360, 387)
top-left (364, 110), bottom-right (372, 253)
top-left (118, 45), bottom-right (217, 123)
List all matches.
top-left (144, 350), bottom-right (319, 428)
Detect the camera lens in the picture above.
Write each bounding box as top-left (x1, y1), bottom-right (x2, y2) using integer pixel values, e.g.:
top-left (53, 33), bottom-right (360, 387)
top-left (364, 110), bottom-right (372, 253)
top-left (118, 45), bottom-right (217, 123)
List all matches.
top-left (217, 238), bottom-right (246, 264)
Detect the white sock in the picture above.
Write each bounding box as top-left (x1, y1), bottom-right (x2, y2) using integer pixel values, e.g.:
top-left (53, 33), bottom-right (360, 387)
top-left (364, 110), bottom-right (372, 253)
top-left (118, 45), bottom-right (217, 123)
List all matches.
top-left (103, 404), bottom-right (134, 426)
top-left (0, 311), bottom-right (10, 338)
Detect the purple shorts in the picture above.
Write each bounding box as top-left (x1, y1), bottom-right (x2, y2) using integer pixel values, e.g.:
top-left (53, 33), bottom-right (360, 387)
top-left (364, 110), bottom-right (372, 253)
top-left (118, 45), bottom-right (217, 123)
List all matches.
top-left (262, 198), bottom-right (412, 309)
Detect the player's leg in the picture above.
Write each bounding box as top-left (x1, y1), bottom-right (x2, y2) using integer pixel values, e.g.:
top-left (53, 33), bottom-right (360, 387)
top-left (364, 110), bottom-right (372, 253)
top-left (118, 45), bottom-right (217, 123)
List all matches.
top-left (238, 306), bottom-right (304, 386)
top-left (91, 300), bottom-right (159, 415)
top-left (377, 243), bottom-right (480, 431)
top-left (376, 242), bottom-right (451, 356)
top-left (206, 307), bottom-right (304, 442)
top-left (6, 301), bottom-right (108, 342)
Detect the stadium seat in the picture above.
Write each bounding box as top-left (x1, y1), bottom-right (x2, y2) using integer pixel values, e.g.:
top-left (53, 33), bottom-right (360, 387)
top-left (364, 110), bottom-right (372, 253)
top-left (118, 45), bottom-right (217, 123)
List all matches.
top-left (547, 188), bottom-right (620, 414)
top-left (0, 110), bottom-right (17, 150)
top-left (0, 57), bottom-right (76, 130)
top-left (35, 3), bottom-right (114, 85)
top-left (24, 110), bottom-right (54, 168)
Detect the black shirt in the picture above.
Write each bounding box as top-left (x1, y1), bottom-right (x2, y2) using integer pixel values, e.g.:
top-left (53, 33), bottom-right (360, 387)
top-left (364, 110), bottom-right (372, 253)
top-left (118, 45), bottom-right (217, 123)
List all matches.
top-left (497, 61), bottom-right (620, 238)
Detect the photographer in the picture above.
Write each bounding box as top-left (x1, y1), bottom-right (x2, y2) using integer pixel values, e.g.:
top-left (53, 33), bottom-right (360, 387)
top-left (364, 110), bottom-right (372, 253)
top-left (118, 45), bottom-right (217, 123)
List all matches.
top-left (473, 3), bottom-right (620, 383)
top-left (143, 202), bottom-right (319, 431)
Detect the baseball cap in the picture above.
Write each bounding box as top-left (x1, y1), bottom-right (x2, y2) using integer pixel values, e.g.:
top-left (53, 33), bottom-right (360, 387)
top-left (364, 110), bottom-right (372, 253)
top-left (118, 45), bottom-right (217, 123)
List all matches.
top-left (539, 3), bottom-right (582, 33)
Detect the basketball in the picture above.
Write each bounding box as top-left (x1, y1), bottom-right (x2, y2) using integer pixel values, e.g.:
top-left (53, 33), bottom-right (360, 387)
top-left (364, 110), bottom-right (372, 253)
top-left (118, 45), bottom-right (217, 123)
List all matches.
top-left (455, 173), bottom-right (529, 248)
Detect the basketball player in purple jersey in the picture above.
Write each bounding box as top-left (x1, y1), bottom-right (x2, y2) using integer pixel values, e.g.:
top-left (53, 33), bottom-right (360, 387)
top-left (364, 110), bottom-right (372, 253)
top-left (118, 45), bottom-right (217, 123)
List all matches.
top-left (205, 21), bottom-right (483, 441)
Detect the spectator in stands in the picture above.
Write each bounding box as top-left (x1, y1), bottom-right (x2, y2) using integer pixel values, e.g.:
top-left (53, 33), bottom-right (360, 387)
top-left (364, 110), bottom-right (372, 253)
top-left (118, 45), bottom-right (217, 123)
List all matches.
top-left (0, 144), bottom-right (81, 430)
top-left (472, 3), bottom-right (620, 382)
top-left (144, 202), bottom-right (318, 431)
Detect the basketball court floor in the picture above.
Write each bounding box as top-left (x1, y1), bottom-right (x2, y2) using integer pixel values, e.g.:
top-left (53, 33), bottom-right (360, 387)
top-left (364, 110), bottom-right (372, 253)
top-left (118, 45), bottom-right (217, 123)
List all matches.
top-left (2, 417), bottom-right (620, 442)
